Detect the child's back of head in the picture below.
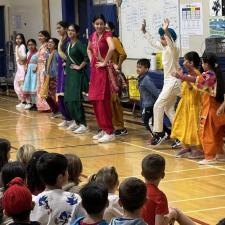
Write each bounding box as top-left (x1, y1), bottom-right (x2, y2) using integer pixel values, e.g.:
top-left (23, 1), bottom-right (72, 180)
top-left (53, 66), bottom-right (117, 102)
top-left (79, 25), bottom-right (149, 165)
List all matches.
top-left (2, 177), bottom-right (37, 223)
top-left (27, 150), bottom-right (47, 195)
top-left (0, 138), bottom-right (11, 172)
top-left (17, 144), bottom-right (36, 167)
top-left (80, 182), bottom-right (108, 217)
top-left (1, 161), bottom-right (26, 189)
top-left (65, 154), bottom-right (82, 185)
top-left (119, 177), bottom-right (146, 213)
top-left (142, 154), bottom-right (165, 181)
top-left (90, 166), bottom-right (119, 193)
top-left (37, 152), bottom-right (68, 187)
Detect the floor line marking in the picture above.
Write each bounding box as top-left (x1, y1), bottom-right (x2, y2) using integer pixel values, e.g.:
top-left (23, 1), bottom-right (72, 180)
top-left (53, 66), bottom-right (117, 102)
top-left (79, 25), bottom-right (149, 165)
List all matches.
top-left (120, 141), bottom-right (225, 172)
top-left (0, 107), bottom-right (34, 118)
top-left (184, 206), bottom-right (225, 213)
top-left (169, 194), bottom-right (225, 203)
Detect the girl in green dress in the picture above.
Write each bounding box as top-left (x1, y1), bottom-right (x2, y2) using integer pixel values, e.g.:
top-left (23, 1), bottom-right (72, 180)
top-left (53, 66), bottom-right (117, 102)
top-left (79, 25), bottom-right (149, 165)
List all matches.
top-left (64, 24), bottom-right (89, 134)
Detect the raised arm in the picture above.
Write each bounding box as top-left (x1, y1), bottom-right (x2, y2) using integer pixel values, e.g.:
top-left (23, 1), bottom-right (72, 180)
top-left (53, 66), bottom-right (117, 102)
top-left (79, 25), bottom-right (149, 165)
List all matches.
top-left (141, 19), bottom-right (163, 50)
top-left (162, 18), bottom-right (175, 49)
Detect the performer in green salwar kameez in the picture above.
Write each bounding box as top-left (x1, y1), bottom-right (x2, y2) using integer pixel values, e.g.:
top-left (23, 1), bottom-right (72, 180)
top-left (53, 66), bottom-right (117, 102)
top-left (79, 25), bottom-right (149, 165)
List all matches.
top-left (64, 24), bottom-right (89, 134)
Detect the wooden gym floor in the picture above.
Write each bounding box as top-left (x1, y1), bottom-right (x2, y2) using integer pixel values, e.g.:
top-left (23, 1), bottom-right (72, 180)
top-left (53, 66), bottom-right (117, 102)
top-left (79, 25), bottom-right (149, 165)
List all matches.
top-left (0, 95), bottom-right (224, 225)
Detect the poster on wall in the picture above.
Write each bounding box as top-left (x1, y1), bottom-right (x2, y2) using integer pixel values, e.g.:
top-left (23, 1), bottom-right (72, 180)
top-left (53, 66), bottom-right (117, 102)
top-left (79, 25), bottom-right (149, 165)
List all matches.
top-left (210, 0), bottom-right (222, 16)
top-left (209, 17), bottom-right (225, 36)
top-left (180, 3), bottom-right (203, 35)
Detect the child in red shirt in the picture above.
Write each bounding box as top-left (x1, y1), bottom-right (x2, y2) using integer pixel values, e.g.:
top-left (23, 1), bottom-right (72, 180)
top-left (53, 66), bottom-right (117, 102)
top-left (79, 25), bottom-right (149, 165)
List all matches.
top-left (141, 154), bottom-right (195, 225)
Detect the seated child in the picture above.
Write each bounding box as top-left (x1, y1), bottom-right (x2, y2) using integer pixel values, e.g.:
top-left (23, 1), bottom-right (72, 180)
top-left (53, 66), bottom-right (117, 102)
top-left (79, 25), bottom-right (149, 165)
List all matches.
top-left (16, 144), bottom-right (36, 167)
top-left (141, 154), bottom-right (195, 225)
top-left (2, 177), bottom-right (40, 225)
top-left (71, 182), bottom-right (108, 225)
top-left (63, 154), bottom-right (83, 194)
top-left (0, 162), bottom-right (26, 225)
top-left (30, 153), bottom-right (86, 224)
top-left (89, 166), bottom-right (123, 222)
top-left (109, 177), bottom-right (147, 225)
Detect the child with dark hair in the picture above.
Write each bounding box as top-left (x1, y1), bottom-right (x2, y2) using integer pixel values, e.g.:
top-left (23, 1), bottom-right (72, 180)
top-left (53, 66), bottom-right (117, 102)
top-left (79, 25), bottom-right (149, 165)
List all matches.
top-left (41, 37), bottom-right (60, 118)
top-left (36, 30), bottom-right (51, 111)
top-left (71, 182), bottom-right (108, 225)
top-left (0, 161), bottom-right (27, 224)
top-left (89, 166), bottom-right (123, 222)
top-left (14, 33), bottom-right (27, 108)
top-left (30, 153), bottom-right (85, 224)
top-left (22, 39), bottom-right (38, 110)
top-left (141, 154), bottom-right (195, 225)
top-left (56, 20), bottom-right (72, 128)
top-left (141, 18), bottom-right (180, 146)
top-left (0, 139), bottom-right (11, 173)
top-left (175, 52), bottom-right (225, 165)
top-left (27, 150), bottom-right (47, 195)
top-left (109, 177), bottom-right (147, 225)
top-left (217, 218), bottom-right (225, 225)
top-left (137, 59), bottom-right (170, 141)
top-left (171, 51), bottom-right (204, 159)
top-left (2, 177), bottom-right (40, 225)
top-left (63, 154), bottom-right (83, 194)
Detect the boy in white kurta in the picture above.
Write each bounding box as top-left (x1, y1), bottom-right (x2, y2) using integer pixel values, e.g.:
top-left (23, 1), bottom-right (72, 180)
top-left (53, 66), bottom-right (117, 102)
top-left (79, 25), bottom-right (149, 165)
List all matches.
top-left (141, 18), bottom-right (180, 145)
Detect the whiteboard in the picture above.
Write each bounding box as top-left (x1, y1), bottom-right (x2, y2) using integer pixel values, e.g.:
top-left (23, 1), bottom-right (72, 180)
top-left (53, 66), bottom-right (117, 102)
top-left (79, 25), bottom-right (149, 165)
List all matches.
top-left (120, 0), bottom-right (180, 59)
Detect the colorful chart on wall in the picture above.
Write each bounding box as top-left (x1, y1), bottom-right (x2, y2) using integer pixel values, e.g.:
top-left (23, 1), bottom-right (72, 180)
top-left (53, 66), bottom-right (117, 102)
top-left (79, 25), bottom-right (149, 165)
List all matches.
top-left (120, 0), bottom-right (180, 59)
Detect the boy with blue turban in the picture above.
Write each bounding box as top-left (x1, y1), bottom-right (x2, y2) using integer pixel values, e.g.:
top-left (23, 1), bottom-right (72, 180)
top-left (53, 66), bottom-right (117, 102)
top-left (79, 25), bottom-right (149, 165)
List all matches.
top-left (141, 18), bottom-right (181, 145)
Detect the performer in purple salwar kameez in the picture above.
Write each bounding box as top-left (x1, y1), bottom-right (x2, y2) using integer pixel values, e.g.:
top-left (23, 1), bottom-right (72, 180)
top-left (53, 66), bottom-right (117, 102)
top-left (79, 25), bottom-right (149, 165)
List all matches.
top-left (56, 21), bottom-right (73, 128)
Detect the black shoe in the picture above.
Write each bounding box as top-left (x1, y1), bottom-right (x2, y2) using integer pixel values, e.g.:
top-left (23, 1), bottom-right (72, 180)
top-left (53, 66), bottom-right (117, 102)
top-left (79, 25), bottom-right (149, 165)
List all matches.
top-left (151, 132), bottom-right (168, 146)
top-left (114, 128), bottom-right (128, 136)
top-left (29, 104), bottom-right (37, 111)
top-left (171, 139), bottom-right (182, 149)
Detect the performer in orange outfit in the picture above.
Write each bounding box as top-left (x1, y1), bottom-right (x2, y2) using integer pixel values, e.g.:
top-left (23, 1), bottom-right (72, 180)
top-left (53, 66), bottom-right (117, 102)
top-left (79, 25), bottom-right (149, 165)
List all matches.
top-left (175, 52), bottom-right (225, 165)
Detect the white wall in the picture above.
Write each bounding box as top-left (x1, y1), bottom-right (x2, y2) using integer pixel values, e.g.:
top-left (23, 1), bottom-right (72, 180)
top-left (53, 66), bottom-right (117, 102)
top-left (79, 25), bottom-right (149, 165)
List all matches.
top-left (49, 0), bottom-right (62, 38)
top-left (9, 0), bottom-right (43, 42)
top-left (122, 0), bottom-right (211, 76)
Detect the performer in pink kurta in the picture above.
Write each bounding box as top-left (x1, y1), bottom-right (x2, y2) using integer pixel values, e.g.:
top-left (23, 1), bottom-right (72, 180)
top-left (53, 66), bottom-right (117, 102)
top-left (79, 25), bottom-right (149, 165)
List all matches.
top-left (36, 31), bottom-right (51, 111)
top-left (14, 33), bottom-right (27, 108)
top-left (87, 14), bottom-right (117, 143)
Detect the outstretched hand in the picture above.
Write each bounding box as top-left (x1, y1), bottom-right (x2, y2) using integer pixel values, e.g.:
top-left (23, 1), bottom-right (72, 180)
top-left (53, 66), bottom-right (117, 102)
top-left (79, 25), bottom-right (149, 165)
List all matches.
top-left (141, 19), bottom-right (147, 34)
top-left (162, 18), bottom-right (170, 31)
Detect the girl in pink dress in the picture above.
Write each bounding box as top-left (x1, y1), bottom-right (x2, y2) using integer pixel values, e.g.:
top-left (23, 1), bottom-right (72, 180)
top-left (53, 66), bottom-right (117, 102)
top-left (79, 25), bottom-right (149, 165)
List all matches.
top-left (87, 14), bottom-right (117, 143)
top-left (14, 33), bottom-right (27, 108)
top-left (36, 31), bottom-right (51, 111)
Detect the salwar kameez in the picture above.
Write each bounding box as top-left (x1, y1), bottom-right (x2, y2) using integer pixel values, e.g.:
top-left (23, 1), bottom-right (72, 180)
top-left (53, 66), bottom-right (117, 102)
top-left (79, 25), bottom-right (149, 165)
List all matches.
top-left (64, 40), bottom-right (89, 126)
top-left (88, 31), bottom-right (117, 135)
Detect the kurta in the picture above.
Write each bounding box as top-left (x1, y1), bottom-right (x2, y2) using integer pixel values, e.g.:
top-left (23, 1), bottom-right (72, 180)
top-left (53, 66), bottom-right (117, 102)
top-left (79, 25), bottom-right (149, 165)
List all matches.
top-left (57, 37), bottom-right (70, 96)
top-left (88, 31), bottom-right (116, 101)
top-left (36, 43), bottom-right (50, 111)
top-left (171, 69), bottom-right (202, 146)
top-left (23, 51), bottom-right (38, 94)
top-left (14, 44), bottom-right (27, 101)
top-left (64, 40), bottom-right (89, 102)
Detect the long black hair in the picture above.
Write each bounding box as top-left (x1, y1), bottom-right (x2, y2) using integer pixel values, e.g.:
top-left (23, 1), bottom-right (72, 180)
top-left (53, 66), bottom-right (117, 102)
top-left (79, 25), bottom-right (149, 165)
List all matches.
top-left (16, 33), bottom-right (27, 49)
top-left (202, 52), bottom-right (225, 103)
top-left (0, 138), bottom-right (11, 171)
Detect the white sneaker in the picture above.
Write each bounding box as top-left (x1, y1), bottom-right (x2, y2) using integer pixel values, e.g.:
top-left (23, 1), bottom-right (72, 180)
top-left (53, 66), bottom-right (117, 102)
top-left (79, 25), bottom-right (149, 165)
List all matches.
top-left (74, 124), bottom-right (88, 134)
top-left (66, 121), bottom-right (78, 131)
top-left (16, 102), bottom-right (26, 108)
top-left (24, 103), bottom-right (32, 110)
top-left (98, 133), bottom-right (115, 143)
top-left (198, 158), bottom-right (217, 165)
top-left (93, 130), bottom-right (105, 140)
top-left (58, 120), bottom-right (67, 127)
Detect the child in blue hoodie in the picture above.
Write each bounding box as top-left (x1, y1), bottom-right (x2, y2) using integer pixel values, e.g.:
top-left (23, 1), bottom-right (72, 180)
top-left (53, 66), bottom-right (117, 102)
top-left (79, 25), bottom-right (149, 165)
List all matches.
top-left (109, 177), bottom-right (147, 225)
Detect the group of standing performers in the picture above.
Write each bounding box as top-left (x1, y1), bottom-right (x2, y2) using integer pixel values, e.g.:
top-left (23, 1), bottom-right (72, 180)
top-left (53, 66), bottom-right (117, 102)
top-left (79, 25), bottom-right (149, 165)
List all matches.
top-left (13, 14), bottom-right (128, 143)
